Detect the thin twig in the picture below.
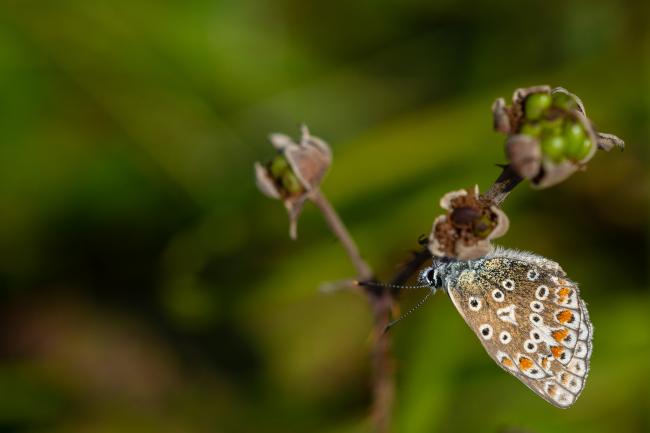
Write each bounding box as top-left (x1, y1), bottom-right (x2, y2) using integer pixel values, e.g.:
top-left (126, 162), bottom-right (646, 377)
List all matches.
top-left (482, 164), bottom-right (524, 206)
top-left (369, 290), bottom-right (394, 433)
top-left (309, 189), bottom-right (396, 433)
top-left (310, 190), bottom-right (373, 280)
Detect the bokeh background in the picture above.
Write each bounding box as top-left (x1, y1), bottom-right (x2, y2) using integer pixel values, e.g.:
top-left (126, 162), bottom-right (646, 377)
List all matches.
top-left (0, 1), bottom-right (648, 432)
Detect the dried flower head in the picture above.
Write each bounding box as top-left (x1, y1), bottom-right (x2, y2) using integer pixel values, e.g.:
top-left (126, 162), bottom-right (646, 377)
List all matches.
top-left (254, 124), bottom-right (332, 239)
top-left (428, 186), bottom-right (509, 260)
top-left (492, 86), bottom-right (624, 188)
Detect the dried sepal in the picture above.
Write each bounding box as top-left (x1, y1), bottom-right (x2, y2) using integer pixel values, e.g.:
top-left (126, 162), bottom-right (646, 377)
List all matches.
top-left (551, 87), bottom-right (586, 115)
top-left (506, 134), bottom-right (542, 179)
top-left (512, 85), bottom-right (553, 110)
top-left (596, 132), bottom-right (625, 151)
top-left (428, 186), bottom-right (510, 260)
top-left (492, 85), bottom-right (623, 188)
top-left (255, 162), bottom-right (281, 199)
top-left (491, 97), bottom-right (511, 134)
top-left (254, 124), bottom-right (332, 239)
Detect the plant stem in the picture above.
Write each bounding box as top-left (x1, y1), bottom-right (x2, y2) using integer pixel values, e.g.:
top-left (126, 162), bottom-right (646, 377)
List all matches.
top-left (370, 290), bottom-right (394, 433)
top-left (310, 190), bottom-right (373, 280)
top-left (482, 164), bottom-right (523, 206)
top-left (310, 189), bottom-right (397, 433)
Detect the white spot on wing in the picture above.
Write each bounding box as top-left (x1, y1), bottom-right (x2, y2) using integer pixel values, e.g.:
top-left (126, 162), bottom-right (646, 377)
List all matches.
top-left (468, 296), bottom-right (482, 311)
top-left (479, 324), bottom-right (493, 340)
top-left (497, 304), bottom-right (517, 325)
top-left (535, 285), bottom-right (549, 300)
top-left (491, 289), bottom-right (505, 302)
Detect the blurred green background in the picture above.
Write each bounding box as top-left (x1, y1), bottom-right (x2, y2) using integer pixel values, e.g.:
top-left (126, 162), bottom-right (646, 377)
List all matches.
top-left (0, 1), bottom-right (648, 432)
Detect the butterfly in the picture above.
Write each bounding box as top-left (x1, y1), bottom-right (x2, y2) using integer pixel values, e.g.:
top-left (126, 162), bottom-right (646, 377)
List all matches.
top-left (420, 247), bottom-right (593, 408)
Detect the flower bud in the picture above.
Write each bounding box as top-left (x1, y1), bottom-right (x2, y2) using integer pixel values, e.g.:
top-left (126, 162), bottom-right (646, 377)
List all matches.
top-left (254, 125), bottom-right (332, 239)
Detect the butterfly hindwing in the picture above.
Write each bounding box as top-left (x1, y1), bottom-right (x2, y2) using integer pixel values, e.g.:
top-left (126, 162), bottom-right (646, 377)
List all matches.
top-left (446, 253), bottom-right (593, 408)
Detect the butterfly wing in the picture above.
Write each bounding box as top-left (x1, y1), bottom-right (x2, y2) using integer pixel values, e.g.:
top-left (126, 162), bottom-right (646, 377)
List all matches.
top-left (447, 255), bottom-right (593, 408)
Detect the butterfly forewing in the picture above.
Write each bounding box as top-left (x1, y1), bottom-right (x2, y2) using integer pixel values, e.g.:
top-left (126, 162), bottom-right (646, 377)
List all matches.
top-left (447, 255), bottom-right (593, 408)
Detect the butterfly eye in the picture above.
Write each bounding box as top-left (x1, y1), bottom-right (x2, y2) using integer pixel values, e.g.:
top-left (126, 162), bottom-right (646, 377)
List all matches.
top-left (423, 268), bottom-right (435, 285)
top-left (422, 267), bottom-right (444, 287)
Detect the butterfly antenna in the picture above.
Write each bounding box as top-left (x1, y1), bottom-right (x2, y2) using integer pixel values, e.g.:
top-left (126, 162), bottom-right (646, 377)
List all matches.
top-left (354, 280), bottom-right (429, 291)
top-left (384, 290), bottom-right (433, 333)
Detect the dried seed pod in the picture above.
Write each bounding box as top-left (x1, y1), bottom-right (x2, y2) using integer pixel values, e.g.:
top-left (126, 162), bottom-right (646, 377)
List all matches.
top-left (254, 125), bottom-right (332, 239)
top-left (428, 186), bottom-right (510, 260)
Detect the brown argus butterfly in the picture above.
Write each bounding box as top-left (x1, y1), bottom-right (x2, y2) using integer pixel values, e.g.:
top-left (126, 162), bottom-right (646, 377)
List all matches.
top-left (420, 248), bottom-right (593, 408)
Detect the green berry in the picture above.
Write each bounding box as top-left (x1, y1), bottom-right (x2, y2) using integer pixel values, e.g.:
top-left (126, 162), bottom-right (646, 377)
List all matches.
top-left (281, 171), bottom-right (303, 194)
top-left (564, 122), bottom-right (587, 160)
top-left (520, 122), bottom-right (542, 137)
top-left (525, 93), bottom-right (552, 120)
top-left (541, 135), bottom-right (566, 162)
top-left (269, 155), bottom-right (289, 178)
top-left (540, 117), bottom-right (564, 137)
top-left (552, 92), bottom-right (578, 111)
top-left (569, 137), bottom-right (592, 161)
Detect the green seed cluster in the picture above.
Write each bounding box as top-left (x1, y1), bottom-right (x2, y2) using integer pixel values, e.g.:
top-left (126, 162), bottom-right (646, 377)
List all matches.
top-left (520, 92), bottom-right (593, 163)
top-left (268, 155), bottom-right (304, 195)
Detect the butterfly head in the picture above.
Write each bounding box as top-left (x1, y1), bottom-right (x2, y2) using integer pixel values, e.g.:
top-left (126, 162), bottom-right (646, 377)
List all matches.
top-left (420, 256), bottom-right (459, 291)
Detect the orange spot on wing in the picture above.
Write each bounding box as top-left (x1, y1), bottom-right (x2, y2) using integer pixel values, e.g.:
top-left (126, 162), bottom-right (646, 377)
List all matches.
top-left (551, 346), bottom-right (564, 358)
top-left (557, 310), bottom-right (573, 323)
top-left (558, 287), bottom-right (571, 301)
top-left (552, 329), bottom-right (569, 342)
top-left (541, 357), bottom-right (548, 369)
top-left (519, 357), bottom-right (533, 370)
top-left (502, 357), bottom-right (513, 367)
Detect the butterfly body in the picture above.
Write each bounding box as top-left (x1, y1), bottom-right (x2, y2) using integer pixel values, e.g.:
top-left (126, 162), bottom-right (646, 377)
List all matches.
top-left (422, 248), bottom-right (593, 408)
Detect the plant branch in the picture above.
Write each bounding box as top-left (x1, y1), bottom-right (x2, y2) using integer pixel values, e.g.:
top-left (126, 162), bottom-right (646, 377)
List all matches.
top-left (369, 290), bottom-right (394, 433)
top-left (310, 190), bottom-right (373, 280)
top-left (309, 189), bottom-right (397, 433)
top-left (482, 164), bottom-right (524, 206)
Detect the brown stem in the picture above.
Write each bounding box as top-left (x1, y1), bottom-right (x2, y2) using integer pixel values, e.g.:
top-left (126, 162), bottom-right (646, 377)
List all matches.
top-left (482, 164), bottom-right (523, 206)
top-left (310, 190), bottom-right (373, 280)
top-left (309, 190), bottom-right (397, 433)
top-left (370, 290), bottom-right (394, 433)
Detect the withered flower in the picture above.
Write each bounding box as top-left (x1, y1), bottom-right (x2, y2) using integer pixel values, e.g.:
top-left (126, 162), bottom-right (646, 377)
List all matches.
top-left (492, 86), bottom-right (624, 188)
top-left (255, 124), bottom-right (332, 239)
top-left (428, 186), bottom-right (509, 260)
